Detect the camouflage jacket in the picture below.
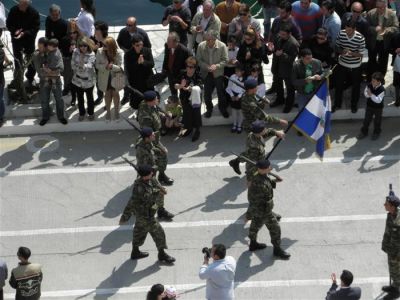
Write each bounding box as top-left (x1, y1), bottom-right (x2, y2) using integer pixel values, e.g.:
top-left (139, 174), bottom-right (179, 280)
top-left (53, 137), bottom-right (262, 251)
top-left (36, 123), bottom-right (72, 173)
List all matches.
top-left (135, 137), bottom-right (156, 169)
top-left (247, 173), bottom-right (276, 218)
top-left (382, 209), bottom-right (400, 257)
top-left (241, 93), bottom-right (280, 131)
top-left (137, 102), bottom-right (163, 141)
top-left (120, 177), bottom-right (165, 222)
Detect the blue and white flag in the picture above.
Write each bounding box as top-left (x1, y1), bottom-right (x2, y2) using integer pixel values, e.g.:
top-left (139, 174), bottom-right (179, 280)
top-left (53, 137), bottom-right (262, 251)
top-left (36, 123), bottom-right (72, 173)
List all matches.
top-left (294, 81), bottom-right (332, 159)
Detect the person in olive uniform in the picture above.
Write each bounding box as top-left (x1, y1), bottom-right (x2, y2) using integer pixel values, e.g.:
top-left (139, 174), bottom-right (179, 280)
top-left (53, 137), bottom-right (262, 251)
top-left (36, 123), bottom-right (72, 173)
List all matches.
top-left (119, 164), bottom-right (175, 264)
top-left (137, 91), bottom-right (174, 186)
top-left (135, 126), bottom-right (175, 221)
top-left (382, 190), bottom-right (400, 299)
top-left (247, 159), bottom-right (290, 259)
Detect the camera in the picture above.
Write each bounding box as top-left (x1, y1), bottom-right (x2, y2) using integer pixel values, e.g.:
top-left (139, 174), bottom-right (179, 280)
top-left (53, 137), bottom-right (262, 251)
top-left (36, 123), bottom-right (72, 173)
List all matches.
top-left (202, 247), bottom-right (211, 258)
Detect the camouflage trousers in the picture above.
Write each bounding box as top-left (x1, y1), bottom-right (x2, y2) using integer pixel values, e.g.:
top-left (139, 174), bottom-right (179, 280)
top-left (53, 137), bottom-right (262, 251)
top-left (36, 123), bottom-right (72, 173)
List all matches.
top-left (132, 217), bottom-right (167, 250)
top-left (248, 204), bottom-right (281, 246)
top-left (155, 194), bottom-right (164, 209)
top-left (388, 254), bottom-right (400, 287)
top-left (154, 142), bottom-right (168, 173)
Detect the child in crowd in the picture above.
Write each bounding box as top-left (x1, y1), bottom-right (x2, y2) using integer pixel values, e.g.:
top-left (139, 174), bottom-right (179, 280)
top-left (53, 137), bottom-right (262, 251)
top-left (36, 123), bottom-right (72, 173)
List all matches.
top-left (358, 72), bottom-right (385, 140)
top-left (247, 64), bottom-right (266, 99)
top-left (45, 38), bottom-right (64, 86)
top-left (226, 63), bottom-right (245, 133)
top-left (165, 95), bottom-right (183, 132)
top-left (224, 35), bottom-right (239, 79)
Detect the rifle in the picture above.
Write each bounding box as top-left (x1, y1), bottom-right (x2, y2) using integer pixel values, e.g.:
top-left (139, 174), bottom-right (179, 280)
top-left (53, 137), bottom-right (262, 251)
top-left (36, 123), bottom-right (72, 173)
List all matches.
top-left (121, 156), bottom-right (139, 172)
top-left (123, 116), bottom-right (142, 134)
top-left (230, 151), bottom-right (282, 182)
top-left (389, 183), bottom-right (394, 196)
top-left (224, 75), bottom-right (270, 105)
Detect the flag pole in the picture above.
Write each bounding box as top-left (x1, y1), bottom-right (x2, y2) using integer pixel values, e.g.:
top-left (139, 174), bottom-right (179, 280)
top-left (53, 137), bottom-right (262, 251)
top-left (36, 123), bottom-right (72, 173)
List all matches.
top-left (265, 64), bottom-right (337, 160)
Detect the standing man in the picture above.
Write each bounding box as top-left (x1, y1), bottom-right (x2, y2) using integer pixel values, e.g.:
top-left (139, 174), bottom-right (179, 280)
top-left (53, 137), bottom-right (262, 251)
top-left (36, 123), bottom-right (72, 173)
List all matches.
top-left (366, 0), bottom-right (398, 78)
top-left (162, 0), bottom-right (192, 46)
top-left (0, 258), bottom-right (7, 300)
top-left (241, 78), bottom-right (287, 132)
top-left (162, 32), bottom-right (192, 96)
top-left (196, 30), bottom-right (229, 118)
top-left (9, 247), bottom-right (43, 300)
top-left (321, 0), bottom-right (341, 50)
top-left (381, 190), bottom-right (400, 299)
top-left (215, 0), bottom-right (241, 43)
top-left (325, 270), bottom-right (361, 300)
top-left (138, 91), bottom-right (174, 186)
top-left (269, 24), bottom-right (299, 113)
top-left (246, 159), bottom-right (290, 259)
top-left (258, 0), bottom-right (279, 40)
top-left (333, 19), bottom-right (365, 113)
top-left (199, 244), bottom-right (237, 300)
top-left (135, 127), bottom-right (175, 221)
top-left (341, 2), bottom-right (369, 40)
top-left (119, 164), bottom-right (175, 264)
top-left (6, 0), bottom-right (40, 87)
top-left (45, 4), bottom-right (68, 43)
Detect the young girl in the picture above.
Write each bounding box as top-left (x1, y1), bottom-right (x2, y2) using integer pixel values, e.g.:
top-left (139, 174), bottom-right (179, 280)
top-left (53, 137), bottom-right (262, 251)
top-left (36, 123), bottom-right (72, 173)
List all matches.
top-left (247, 64), bottom-right (266, 99)
top-left (358, 72), bottom-right (385, 140)
top-left (226, 63), bottom-right (245, 133)
top-left (165, 95), bottom-right (183, 131)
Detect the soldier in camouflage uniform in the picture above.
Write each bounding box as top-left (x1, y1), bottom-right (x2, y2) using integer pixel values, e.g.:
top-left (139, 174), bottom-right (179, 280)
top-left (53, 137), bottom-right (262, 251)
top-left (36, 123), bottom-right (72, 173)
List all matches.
top-left (135, 127), bottom-right (174, 221)
top-left (137, 91), bottom-right (174, 186)
top-left (247, 159), bottom-right (290, 259)
top-left (119, 164), bottom-right (175, 264)
top-left (241, 78), bottom-right (288, 132)
top-left (381, 191), bottom-right (400, 299)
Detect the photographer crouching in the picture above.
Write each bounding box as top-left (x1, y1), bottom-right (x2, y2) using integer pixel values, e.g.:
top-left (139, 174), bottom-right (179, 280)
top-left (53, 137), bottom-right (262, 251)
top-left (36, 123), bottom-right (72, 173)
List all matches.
top-left (199, 244), bottom-right (237, 300)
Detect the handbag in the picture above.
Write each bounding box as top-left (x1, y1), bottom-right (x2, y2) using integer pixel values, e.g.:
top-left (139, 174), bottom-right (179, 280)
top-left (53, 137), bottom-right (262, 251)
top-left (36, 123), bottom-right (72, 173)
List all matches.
top-left (111, 68), bottom-right (125, 91)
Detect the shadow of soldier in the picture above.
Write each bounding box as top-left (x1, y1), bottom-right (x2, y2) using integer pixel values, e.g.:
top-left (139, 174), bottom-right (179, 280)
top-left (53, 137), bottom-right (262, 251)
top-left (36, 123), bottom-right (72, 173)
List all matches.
top-left (212, 215), bottom-right (249, 249)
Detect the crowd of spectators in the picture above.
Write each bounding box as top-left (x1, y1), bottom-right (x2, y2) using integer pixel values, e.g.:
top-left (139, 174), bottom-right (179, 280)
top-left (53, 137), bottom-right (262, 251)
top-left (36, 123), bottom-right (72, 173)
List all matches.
top-left (0, 0), bottom-right (399, 136)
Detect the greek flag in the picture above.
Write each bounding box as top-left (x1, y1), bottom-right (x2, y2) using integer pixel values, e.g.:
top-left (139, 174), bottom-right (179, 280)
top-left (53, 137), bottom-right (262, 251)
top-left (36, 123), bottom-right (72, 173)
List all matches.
top-left (294, 81), bottom-right (332, 159)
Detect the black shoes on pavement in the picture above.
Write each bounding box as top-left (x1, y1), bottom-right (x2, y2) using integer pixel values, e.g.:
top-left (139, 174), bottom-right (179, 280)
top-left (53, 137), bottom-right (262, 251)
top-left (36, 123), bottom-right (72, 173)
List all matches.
top-left (130, 247), bottom-right (149, 260)
top-left (158, 172), bottom-right (174, 186)
top-left (273, 247), bottom-right (291, 260)
top-left (157, 207), bottom-right (174, 221)
top-left (382, 286), bottom-right (400, 299)
top-left (249, 240), bottom-right (267, 251)
top-left (158, 249), bottom-right (176, 264)
top-left (229, 158), bottom-right (241, 175)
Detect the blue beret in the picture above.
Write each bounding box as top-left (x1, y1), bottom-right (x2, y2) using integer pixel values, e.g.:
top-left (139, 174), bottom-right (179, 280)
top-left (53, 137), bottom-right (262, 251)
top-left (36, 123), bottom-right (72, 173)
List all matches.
top-left (140, 127), bottom-right (154, 138)
top-left (256, 159), bottom-right (271, 169)
top-left (251, 120), bottom-right (266, 133)
top-left (137, 164), bottom-right (153, 177)
top-left (387, 194), bottom-right (400, 207)
top-left (244, 78), bottom-right (258, 90)
top-left (143, 91), bottom-right (157, 101)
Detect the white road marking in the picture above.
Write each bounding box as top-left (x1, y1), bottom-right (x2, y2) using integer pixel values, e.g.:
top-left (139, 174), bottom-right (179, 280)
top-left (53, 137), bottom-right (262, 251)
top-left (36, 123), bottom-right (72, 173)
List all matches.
top-left (0, 214), bottom-right (386, 237)
top-left (3, 277), bottom-right (389, 298)
top-left (0, 154), bottom-right (399, 177)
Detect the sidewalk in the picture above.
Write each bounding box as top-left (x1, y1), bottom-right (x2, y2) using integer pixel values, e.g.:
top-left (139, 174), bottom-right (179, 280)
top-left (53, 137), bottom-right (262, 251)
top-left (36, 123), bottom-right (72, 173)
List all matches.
top-left (1, 25), bottom-right (399, 136)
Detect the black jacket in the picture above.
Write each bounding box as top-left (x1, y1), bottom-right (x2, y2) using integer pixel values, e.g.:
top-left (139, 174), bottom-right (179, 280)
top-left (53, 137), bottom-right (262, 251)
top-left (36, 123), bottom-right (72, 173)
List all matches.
top-left (271, 35), bottom-right (299, 78)
top-left (45, 17), bottom-right (68, 42)
top-left (6, 5), bottom-right (40, 42)
top-left (326, 283), bottom-right (361, 300)
top-left (117, 27), bottom-right (152, 52)
top-left (309, 37), bottom-right (334, 67)
top-left (124, 47), bottom-right (155, 92)
top-left (162, 43), bottom-right (191, 78)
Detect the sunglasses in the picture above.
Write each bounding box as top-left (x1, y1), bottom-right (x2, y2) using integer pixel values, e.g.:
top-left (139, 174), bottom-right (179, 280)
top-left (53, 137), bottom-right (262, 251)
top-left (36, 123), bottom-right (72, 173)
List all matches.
top-left (79, 44), bottom-right (88, 48)
top-left (239, 12), bottom-right (247, 16)
top-left (352, 9), bottom-right (362, 13)
top-left (126, 24), bottom-right (135, 27)
top-left (133, 43), bottom-right (143, 47)
top-left (186, 65), bottom-right (195, 68)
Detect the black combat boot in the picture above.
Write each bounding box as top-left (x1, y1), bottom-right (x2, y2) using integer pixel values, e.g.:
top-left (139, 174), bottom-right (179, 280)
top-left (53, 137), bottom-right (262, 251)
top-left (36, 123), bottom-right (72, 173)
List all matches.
top-left (229, 158), bottom-right (241, 175)
top-left (249, 240), bottom-right (267, 251)
top-left (383, 287), bottom-right (400, 300)
top-left (158, 171), bottom-right (174, 186)
top-left (130, 247), bottom-right (149, 260)
top-left (382, 286), bottom-right (397, 293)
top-left (158, 249), bottom-right (175, 264)
top-left (273, 212), bottom-right (282, 222)
top-left (273, 246), bottom-right (291, 260)
top-left (157, 207), bottom-right (174, 221)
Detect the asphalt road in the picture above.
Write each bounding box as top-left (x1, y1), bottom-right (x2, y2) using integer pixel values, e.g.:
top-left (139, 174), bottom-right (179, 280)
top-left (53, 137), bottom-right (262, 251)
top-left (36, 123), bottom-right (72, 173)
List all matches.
top-left (1, 119), bottom-right (399, 299)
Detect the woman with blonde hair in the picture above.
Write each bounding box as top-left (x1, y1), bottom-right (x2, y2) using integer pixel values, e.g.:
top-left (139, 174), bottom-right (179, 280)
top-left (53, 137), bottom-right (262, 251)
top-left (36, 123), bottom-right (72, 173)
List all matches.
top-left (96, 36), bottom-right (124, 121)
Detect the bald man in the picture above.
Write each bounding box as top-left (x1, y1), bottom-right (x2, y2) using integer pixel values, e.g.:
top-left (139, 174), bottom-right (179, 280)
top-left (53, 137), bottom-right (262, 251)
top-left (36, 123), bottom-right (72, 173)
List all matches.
top-left (340, 2), bottom-right (369, 39)
top-left (117, 16), bottom-right (151, 52)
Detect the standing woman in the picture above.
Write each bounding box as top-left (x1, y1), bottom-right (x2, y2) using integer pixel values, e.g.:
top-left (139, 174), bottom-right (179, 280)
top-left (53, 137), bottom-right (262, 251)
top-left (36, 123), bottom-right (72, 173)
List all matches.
top-left (175, 56), bottom-right (203, 142)
top-left (96, 36), bottom-right (124, 121)
top-left (76, 0), bottom-right (95, 38)
top-left (237, 29), bottom-right (265, 77)
top-left (71, 37), bottom-right (96, 121)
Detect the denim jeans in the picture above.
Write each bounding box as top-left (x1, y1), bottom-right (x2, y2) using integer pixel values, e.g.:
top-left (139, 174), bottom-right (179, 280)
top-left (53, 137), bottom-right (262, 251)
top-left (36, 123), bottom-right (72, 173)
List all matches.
top-left (40, 78), bottom-right (65, 120)
top-left (263, 6), bottom-right (278, 39)
top-left (0, 83), bottom-right (4, 120)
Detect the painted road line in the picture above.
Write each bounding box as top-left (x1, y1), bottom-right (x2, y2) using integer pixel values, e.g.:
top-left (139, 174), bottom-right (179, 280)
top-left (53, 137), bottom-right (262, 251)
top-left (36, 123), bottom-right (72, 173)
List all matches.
top-left (1, 154), bottom-right (399, 177)
top-left (3, 277), bottom-right (389, 298)
top-left (0, 214), bottom-right (386, 237)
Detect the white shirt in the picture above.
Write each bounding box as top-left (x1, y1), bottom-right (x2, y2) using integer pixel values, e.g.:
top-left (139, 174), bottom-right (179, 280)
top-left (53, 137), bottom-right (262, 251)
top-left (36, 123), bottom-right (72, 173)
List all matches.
top-left (0, 2), bottom-right (6, 29)
top-left (77, 9), bottom-right (95, 37)
top-left (199, 256), bottom-right (236, 300)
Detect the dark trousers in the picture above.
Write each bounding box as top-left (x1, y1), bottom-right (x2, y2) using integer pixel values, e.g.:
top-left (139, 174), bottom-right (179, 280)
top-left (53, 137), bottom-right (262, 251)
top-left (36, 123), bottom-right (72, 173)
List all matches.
top-left (361, 106), bottom-right (383, 135)
top-left (204, 74), bottom-right (227, 113)
top-left (181, 97), bottom-right (202, 130)
top-left (167, 74), bottom-right (178, 96)
top-left (75, 85), bottom-right (94, 116)
top-left (40, 79), bottom-right (64, 120)
top-left (12, 40), bottom-right (36, 82)
top-left (0, 288), bottom-right (3, 300)
top-left (334, 64), bottom-right (362, 109)
top-left (367, 41), bottom-right (389, 77)
top-left (276, 76), bottom-right (295, 109)
top-left (62, 57), bottom-right (73, 93)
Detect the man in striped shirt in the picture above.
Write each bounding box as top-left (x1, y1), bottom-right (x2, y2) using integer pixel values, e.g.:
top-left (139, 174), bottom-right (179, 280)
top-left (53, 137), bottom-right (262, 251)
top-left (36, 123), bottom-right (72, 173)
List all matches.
top-left (333, 18), bottom-right (365, 113)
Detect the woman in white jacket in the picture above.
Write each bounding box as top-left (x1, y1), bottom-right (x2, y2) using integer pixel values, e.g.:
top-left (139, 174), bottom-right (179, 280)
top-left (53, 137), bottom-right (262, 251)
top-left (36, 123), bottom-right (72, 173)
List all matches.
top-left (96, 37), bottom-right (124, 121)
top-left (71, 37), bottom-right (96, 121)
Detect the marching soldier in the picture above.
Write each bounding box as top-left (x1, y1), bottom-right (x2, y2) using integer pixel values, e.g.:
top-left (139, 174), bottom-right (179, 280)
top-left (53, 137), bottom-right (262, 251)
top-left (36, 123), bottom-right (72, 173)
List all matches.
top-left (137, 90), bottom-right (174, 186)
top-left (241, 78), bottom-right (288, 132)
top-left (381, 189), bottom-right (400, 299)
top-left (135, 126), bottom-right (174, 221)
top-left (119, 164), bottom-right (175, 264)
top-left (247, 159), bottom-right (290, 259)
top-left (229, 120), bottom-right (285, 181)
